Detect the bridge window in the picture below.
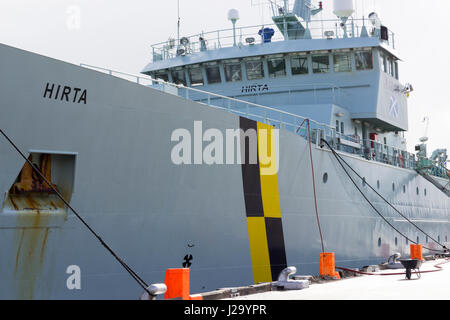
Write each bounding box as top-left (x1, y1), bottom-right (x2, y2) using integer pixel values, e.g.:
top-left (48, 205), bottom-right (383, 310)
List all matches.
top-left (312, 54), bottom-right (330, 74)
top-left (267, 55), bottom-right (286, 78)
top-left (380, 53), bottom-right (388, 73)
top-left (290, 54), bottom-right (309, 75)
top-left (333, 53), bottom-right (352, 72)
top-left (188, 65), bottom-right (204, 87)
top-left (205, 62), bottom-right (221, 84)
top-left (388, 58), bottom-right (395, 77)
top-left (171, 67), bottom-right (187, 86)
top-left (154, 70), bottom-right (169, 82)
top-left (394, 61), bottom-right (399, 79)
top-left (355, 50), bottom-right (373, 70)
top-left (245, 59), bottom-right (265, 80)
top-left (224, 59), bottom-right (242, 82)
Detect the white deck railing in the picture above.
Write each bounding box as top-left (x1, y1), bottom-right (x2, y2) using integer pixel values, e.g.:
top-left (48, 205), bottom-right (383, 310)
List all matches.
top-left (150, 18), bottom-right (395, 63)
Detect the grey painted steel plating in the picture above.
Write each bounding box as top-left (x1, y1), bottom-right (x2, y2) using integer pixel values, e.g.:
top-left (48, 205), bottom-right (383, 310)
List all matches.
top-left (0, 43), bottom-right (448, 300)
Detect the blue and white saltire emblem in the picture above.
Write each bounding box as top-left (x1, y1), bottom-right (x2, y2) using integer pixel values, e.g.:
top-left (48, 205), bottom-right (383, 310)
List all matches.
top-left (389, 96), bottom-right (399, 118)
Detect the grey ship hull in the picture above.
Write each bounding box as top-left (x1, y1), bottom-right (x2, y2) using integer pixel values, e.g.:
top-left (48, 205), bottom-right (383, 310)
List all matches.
top-left (0, 44), bottom-right (448, 299)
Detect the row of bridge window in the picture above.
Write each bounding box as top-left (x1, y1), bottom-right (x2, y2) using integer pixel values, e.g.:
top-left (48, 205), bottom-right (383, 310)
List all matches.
top-left (151, 49), bottom-right (377, 87)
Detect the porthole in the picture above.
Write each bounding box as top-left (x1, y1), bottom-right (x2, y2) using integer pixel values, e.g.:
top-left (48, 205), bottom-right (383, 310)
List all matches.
top-left (378, 237), bottom-right (382, 247)
top-left (323, 173), bottom-right (328, 184)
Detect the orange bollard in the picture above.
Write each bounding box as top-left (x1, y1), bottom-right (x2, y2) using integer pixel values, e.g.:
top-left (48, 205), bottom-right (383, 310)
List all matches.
top-left (164, 268), bottom-right (190, 300)
top-left (410, 244), bottom-right (424, 261)
top-left (320, 252), bottom-right (341, 279)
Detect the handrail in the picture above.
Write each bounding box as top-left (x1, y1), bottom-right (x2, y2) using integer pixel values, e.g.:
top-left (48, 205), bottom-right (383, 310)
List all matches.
top-left (80, 63), bottom-right (447, 179)
top-left (150, 18), bottom-right (396, 62)
top-left (80, 63), bottom-right (335, 132)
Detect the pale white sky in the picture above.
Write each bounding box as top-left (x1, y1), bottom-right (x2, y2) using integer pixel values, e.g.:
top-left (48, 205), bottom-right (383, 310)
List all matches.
top-left (0, 0), bottom-right (448, 153)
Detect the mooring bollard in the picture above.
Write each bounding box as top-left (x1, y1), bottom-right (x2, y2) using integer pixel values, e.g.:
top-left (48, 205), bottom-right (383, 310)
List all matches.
top-left (320, 252), bottom-right (341, 279)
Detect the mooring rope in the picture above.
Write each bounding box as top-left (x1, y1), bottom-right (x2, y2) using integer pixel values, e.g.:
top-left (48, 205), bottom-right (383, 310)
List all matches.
top-left (0, 128), bottom-right (151, 294)
top-left (298, 119), bottom-right (325, 253)
top-left (321, 138), bottom-right (447, 253)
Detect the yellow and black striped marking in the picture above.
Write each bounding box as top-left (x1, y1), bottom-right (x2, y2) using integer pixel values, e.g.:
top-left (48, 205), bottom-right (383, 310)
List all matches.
top-left (240, 117), bottom-right (287, 284)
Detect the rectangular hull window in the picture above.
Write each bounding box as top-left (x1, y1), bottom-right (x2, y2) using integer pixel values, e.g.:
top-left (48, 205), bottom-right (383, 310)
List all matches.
top-left (171, 68), bottom-right (187, 86)
top-left (245, 60), bottom-right (265, 80)
top-left (290, 54), bottom-right (309, 75)
top-left (267, 55), bottom-right (286, 78)
top-left (312, 54), bottom-right (330, 74)
top-left (355, 51), bottom-right (373, 70)
top-left (188, 65), bottom-right (204, 86)
top-left (205, 62), bottom-right (221, 84)
top-left (224, 60), bottom-right (242, 82)
top-left (334, 53), bottom-right (352, 72)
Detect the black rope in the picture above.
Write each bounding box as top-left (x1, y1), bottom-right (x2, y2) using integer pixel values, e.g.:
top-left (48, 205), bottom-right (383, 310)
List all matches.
top-left (0, 128), bottom-right (151, 294)
top-left (321, 138), bottom-right (446, 253)
top-left (306, 120), bottom-right (325, 253)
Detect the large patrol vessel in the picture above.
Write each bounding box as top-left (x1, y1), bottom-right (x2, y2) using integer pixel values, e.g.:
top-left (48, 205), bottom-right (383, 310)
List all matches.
top-left (0, 0), bottom-right (448, 299)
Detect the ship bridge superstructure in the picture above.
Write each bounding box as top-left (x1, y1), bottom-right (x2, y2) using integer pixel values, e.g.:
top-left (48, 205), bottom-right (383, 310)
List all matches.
top-left (142, 1), bottom-right (411, 155)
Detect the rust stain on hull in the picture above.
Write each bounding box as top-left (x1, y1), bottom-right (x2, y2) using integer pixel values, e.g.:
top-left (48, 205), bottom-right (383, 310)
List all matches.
top-left (13, 201), bottom-right (52, 300)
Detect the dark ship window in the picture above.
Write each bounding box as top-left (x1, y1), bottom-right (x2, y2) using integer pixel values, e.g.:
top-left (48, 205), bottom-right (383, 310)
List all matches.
top-left (205, 62), bottom-right (221, 84)
top-left (188, 65), bottom-right (204, 86)
top-left (355, 50), bottom-right (373, 70)
top-left (403, 185), bottom-right (406, 193)
top-left (362, 177), bottom-right (366, 187)
top-left (424, 188), bottom-right (427, 196)
top-left (245, 59), bottom-right (265, 80)
top-left (323, 173), bottom-right (328, 184)
top-left (224, 59), bottom-right (242, 82)
top-left (290, 54), bottom-right (309, 75)
top-left (378, 238), bottom-right (382, 247)
top-left (333, 53), bottom-right (352, 72)
top-left (267, 55), bottom-right (286, 78)
top-left (312, 54), bottom-right (330, 74)
top-left (395, 237), bottom-right (398, 246)
top-left (171, 68), bottom-right (187, 86)
top-left (154, 70), bottom-right (169, 82)
top-left (417, 236), bottom-right (420, 244)
top-left (377, 180), bottom-right (380, 189)
top-left (392, 182), bottom-right (395, 192)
